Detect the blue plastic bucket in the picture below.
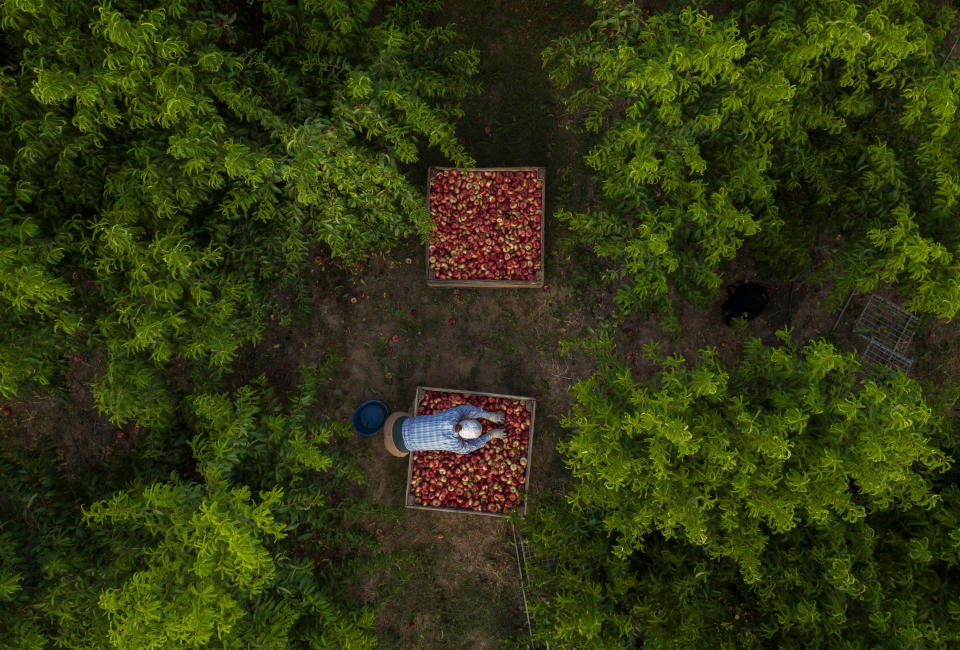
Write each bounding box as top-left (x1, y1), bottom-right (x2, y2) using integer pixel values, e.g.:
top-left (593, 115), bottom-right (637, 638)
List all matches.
top-left (352, 400), bottom-right (390, 437)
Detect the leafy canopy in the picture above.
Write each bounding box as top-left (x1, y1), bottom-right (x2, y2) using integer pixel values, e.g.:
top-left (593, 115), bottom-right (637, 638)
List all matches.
top-left (546, 0), bottom-right (960, 326)
top-left (0, 361), bottom-right (401, 649)
top-left (0, 0), bottom-right (476, 426)
top-left (522, 331), bottom-right (959, 647)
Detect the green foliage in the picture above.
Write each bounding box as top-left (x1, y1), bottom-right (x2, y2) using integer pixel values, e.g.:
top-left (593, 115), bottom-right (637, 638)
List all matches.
top-left (0, 362), bottom-right (402, 648)
top-left (522, 331), bottom-right (960, 647)
top-left (0, 0), bottom-right (477, 424)
top-left (842, 204), bottom-right (960, 318)
top-left (547, 0), bottom-right (960, 322)
top-left (526, 487), bottom-right (960, 648)
top-left (0, 439), bottom-right (112, 648)
top-left (83, 481), bottom-right (286, 649)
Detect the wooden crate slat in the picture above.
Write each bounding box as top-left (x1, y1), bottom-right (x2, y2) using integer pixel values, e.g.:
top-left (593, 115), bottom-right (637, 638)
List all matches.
top-left (405, 386), bottom-right (536, 519)
top-left (402, 387), bottom-right (426, 511)
top-left (418, 386), bottom-right (536, 402)
top-left (405, 504), bottom-right (513, 519)
top-left (425, 278), bottom-right (543, 288)
top-left (426, 167), bottom-right (545, 288)
top-left (522, 400), bottom-right (536, 517)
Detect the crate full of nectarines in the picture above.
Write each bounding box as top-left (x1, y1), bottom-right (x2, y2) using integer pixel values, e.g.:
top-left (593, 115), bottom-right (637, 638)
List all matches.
top-left (426, 167), bottom-right (545, 288)
top-left (405, 387), bottom-right (535, 518)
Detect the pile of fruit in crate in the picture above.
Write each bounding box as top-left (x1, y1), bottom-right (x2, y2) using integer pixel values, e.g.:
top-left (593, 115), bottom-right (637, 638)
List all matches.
top-left (428, 169), bottom-right (543, 281)
top-left (409, 391), bottom-right (531, 514)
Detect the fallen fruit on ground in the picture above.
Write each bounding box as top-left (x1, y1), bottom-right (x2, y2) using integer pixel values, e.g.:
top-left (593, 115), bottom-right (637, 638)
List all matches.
top-left (409, 390), bottom-right (531, 515)
top-left (428, 169), bottom-right (543, 281)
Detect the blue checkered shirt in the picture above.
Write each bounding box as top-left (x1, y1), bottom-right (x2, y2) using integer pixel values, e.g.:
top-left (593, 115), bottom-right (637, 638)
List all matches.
top-left (402, 404), bottom-right (498, 454)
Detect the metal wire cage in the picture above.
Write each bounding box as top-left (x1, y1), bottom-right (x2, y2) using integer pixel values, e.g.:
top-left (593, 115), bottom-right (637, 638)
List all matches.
top-left (853, 295), bottom-right (918, 375)
top-left (854, 295), bottom-right (917, 351)
top-left (861, 338), bottom-right (914, 374)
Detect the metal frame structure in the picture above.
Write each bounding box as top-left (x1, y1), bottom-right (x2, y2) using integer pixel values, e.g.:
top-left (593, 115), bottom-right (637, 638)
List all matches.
top-left (853, 294), bottom-right (918, 351)
top-left (861, 338), bottom-right (914, 373)
top-left (852, 294), bottom-right (918, 375)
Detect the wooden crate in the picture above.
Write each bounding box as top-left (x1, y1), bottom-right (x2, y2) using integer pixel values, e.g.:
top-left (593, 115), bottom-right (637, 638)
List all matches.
top-left (404, 386), bottom-right (536, 519)
top-left (426, 167), bottom-right (546, 288)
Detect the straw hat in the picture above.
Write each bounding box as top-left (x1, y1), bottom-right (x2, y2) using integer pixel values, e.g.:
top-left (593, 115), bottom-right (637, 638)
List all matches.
top-left (383, 411), bottom-right (410, 457)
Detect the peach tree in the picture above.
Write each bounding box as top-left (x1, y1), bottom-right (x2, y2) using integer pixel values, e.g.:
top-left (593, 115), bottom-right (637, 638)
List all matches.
top-left (520, 331), bottom-right (959, 647)
top-left (0, 362), bottom-right (402, 648)
top-left (0, 0), bottom-right (476, 426)
top-left (546, 0), bottom-right (960, 327)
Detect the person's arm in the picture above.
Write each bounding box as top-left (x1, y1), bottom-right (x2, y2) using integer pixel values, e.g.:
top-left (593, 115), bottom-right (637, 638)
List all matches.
top-left (452, 432), bottom-right (491, 454)
top-left (448, 404), bottom-right (503, 423)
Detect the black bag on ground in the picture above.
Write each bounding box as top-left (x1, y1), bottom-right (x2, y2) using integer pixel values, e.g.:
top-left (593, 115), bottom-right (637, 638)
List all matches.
top-left (722, 283), bottom-right (768, 325)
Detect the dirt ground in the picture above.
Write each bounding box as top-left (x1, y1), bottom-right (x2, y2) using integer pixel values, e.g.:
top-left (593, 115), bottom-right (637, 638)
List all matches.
top-left (236, 239), bottom-right (586, 647)
top-left (0, 351), bottom-right (137, 469)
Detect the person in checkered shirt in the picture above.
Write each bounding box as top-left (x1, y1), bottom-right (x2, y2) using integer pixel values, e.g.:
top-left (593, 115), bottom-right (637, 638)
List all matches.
top-left (387, 404), bottom-right (507, 455)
